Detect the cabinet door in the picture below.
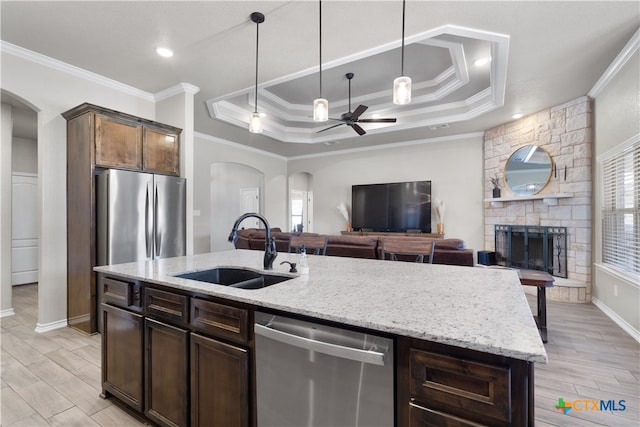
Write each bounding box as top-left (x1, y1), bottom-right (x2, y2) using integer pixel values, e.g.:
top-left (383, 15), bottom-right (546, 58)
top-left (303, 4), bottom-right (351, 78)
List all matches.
top-left (102, 304), bottom-right (144, 412)
top-left (143, 127), bottom-right (180, 176)
top-left (145, 319), bottom-right (189, 427)
top-left (95, 114), bottom-right (143, 169)
top-left (191, 333), bottom-right (249, 427)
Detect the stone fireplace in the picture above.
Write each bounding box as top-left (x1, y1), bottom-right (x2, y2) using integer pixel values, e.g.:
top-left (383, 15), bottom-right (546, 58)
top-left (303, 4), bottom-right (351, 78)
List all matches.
top-left (484, 96), bottom-right (592, 303)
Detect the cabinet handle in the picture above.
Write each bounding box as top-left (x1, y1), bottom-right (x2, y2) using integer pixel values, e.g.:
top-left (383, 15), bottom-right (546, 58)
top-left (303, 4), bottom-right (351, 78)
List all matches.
top-left (255, 323), bottom-right (387, 366)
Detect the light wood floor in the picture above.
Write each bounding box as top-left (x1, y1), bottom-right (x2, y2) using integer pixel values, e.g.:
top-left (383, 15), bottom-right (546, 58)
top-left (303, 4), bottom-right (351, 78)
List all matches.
top-left (1, 284), bottom-right (639, 426)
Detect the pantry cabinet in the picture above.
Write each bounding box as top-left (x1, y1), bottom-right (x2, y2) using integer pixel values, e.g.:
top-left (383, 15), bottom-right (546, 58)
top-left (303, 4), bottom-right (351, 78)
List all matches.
top-left (63, 103), bottom-right (181, 334)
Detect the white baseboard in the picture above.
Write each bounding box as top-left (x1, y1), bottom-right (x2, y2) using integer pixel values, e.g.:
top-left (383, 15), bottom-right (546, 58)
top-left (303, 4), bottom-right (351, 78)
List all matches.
top-left (0, 308), bottom-right (16, 318)
top-left (592, 297), bottom-right (640, 343)
top-left (35, 319), bottom-right (68, 333)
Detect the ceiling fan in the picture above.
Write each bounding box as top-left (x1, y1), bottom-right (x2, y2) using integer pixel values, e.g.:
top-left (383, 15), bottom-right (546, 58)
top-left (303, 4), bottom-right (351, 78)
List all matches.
top-left (317, 73), bottom-right (397, 136)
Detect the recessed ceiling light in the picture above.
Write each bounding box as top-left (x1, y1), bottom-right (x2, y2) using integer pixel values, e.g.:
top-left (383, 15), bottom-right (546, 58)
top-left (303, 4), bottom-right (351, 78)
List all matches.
top-left (474, 57), bottom-right (491, 66)
top-left (371, 114), bottom-right (380, 119)
top-left (156, 47), bottom-right (174, 58)
top-left (512, 113), bottom-right (524, 119)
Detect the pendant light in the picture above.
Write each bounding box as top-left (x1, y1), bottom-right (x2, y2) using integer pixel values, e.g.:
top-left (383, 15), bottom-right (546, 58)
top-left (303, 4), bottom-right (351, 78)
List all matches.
top-left (393, 0), bottom-right (411, 105)
top-left (249, 12), bottom-right (265, 134)
top-left (313, 0), bottom-right (328, 122)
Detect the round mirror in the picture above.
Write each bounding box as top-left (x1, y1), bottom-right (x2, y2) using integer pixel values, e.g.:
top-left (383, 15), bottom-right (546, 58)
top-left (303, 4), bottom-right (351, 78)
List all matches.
top-left (504, 145), bottom-right (553, 195)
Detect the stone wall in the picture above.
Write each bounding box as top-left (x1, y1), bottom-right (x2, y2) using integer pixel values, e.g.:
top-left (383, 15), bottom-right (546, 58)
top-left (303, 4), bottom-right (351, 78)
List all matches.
top-left (484, 96), bottom-right (593, 302)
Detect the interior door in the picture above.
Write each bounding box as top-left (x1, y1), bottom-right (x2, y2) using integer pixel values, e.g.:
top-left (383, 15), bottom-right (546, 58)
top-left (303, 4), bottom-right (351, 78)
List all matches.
top-left (11, 173), bottom-right (38, 285)
top-left (240, 187), bottom-right (260, 228)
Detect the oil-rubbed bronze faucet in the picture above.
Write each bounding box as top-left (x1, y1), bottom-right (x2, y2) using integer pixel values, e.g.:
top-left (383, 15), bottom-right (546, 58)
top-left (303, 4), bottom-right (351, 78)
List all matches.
top-left (228, 213), bottom-right (277, 270)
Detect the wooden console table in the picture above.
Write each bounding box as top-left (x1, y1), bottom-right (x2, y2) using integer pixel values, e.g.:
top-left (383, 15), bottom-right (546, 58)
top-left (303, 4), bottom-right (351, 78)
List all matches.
top-left (518, 269), bottom-right (554, 343)
top-left (341, 230), bottom-right (444, 239)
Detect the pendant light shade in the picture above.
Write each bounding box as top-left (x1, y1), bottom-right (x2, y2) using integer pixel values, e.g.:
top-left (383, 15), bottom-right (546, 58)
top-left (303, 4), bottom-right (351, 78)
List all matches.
top-left (393, 0), bottom-right (411, 105)
top-left (313, 98), bottom-right (328, 122)
top-left (393, 75), bottom-right (411, 105)
top-left (249, 112), bottom-right (263, 134)
top-left (313, 0), bottom-right (328, 122)
top-left (249, 12), bottom-right (265, 134)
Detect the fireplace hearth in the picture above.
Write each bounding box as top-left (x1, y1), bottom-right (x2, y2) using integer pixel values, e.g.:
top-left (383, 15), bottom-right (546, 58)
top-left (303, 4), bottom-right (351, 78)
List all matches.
top-left (495, 225), bottom-right (568, 278)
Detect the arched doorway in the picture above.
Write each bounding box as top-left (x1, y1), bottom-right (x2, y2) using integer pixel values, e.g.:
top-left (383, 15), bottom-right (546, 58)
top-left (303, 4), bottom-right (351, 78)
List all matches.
top-left (210, 163), bottom-right (265, 252)
top-left (1, 90), bottom-right (39, 322)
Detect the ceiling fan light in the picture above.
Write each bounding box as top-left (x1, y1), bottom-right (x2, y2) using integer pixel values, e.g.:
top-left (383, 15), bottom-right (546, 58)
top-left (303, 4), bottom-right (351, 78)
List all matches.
top-left (313, 98), bottom-right (329, 122)
top-left (249, 112), bottom-right (263, 134)
top-left (393, 76), bottom-right (412, 105)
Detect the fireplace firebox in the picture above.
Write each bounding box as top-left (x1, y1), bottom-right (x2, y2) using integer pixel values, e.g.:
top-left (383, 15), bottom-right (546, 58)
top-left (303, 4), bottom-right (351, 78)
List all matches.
top-left (495, 225), bottom-right (568, 278)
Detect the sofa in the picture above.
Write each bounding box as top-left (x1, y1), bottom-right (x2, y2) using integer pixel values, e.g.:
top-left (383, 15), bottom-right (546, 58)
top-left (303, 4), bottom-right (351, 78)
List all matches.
top-left (234, 228), bottom-right (474, 267)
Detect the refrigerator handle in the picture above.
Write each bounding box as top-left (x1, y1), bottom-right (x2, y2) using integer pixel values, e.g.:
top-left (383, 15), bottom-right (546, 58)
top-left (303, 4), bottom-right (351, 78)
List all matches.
top-left (145, 183), bottom-right (153, 259)
top-left (154, 182), bottom-right (160, 258)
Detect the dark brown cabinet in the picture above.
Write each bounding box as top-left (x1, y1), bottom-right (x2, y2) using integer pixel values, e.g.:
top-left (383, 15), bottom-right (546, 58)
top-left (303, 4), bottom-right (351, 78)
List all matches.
top-left (101, 282), bottom-right (253, 426)
top-left (95, 114), bottom-right (142, 170)
top-left (191, 333), bottom-right (249, 427)
top-left (101, 304), bottom-right (144, 412)
top-left (93, 110), bottom-right (180, 175)
top-left (145, 318), bottom-right (189, 427)
top-left (63, 103), bottom-right (181, 334)
top-left (143, 126), bottom-right (180, 175)
top-left (397, 338), bottom-right (532, 427)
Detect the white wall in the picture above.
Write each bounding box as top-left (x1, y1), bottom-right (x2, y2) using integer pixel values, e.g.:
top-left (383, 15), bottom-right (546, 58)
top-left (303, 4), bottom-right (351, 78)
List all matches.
top-left (156, 88), bottom-right (198, 255)
top-left (592, 33), bottom-right (640, 337)
top-left (192, 133), bottom-right (288, 254)
top-left (12, 136), bottom-right (37, 173)
top-left (287, 135), bottom-right (485, 253)
top-left (1, 48), bottom-right (157, 329)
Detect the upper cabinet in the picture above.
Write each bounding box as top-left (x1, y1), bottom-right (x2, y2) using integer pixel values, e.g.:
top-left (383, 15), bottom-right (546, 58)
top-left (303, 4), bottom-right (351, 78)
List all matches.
top-left (64, 103), bottom-right (182, 176)
top-left (95, 114), bottom-right (143, 170)
top-left (142, 126), bottom-right (180, 176)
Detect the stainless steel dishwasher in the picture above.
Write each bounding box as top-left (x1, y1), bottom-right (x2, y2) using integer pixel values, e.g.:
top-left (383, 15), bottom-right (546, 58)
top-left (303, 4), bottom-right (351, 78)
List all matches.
top-left (254, 311), bottom-right (394, 427)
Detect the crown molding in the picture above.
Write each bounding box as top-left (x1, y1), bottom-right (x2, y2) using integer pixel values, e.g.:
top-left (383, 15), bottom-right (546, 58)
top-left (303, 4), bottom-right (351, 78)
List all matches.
top-left (154, 83), bottom-right (200, 101)
top-left (0, 41), bottom-right (155, 102)
top-left (589, 28), bottom-right (639, 98)
top-left (287, 132), bottom-right (485, 160)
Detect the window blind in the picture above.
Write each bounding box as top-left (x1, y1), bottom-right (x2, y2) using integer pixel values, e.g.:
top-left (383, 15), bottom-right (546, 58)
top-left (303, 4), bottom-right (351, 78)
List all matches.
top-left (601, 138), bottom-right (640, 275)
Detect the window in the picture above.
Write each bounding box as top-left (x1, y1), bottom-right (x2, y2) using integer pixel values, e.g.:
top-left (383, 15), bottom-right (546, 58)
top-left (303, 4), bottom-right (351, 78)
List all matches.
top-left (601, 136), bottom-right (640, 275)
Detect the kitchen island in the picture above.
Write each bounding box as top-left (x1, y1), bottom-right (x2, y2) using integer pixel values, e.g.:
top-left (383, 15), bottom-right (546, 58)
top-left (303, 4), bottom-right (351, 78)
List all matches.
top-left (95, 249), bottom-right (547, 427)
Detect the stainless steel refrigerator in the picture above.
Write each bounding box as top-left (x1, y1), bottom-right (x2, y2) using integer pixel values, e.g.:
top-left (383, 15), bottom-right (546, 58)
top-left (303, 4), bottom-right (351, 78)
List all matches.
top-left (96, 169), bottom-right (186, 330)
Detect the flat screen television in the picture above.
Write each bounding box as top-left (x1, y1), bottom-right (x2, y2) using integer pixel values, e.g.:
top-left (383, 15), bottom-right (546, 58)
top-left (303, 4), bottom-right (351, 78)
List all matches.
top-left (351, 181), bottom-right (431, 233)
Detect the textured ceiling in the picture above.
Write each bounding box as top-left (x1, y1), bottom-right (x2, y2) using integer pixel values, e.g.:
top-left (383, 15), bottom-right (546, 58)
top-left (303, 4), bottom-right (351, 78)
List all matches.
top-left (1, 1), bottom-right (638, 156)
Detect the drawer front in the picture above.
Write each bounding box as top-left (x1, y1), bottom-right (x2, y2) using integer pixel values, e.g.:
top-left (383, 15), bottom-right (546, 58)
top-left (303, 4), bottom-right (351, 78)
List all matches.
top-left (409, 403), bottom-right (487, 427)
top-left (144, 287), bottom-right (189, 325)
top-left (191, 298), bottom-right (249, 345)
top-left (102, 277), bottom-right (140, 309)
top-left (410, 349), bottom-right (511, 425)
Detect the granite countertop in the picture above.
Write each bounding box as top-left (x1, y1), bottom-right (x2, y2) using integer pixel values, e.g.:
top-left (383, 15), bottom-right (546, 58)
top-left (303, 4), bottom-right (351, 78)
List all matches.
top-left (94, 249), bottom-right (548, 363)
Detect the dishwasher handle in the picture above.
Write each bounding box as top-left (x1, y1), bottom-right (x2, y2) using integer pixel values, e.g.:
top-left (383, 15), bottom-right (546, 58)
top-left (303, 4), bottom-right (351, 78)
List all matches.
top-left (255, 323), bottom-right (387, 366)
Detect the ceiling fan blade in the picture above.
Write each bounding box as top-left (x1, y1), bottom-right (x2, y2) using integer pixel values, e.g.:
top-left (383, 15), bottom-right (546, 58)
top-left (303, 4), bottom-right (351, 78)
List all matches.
top-left (351, 105), bottom-right (368, 120)
top-left (328, 117), bottom-right (343, 122)
top-left (351, 123), bottom-right (367, 136)
top-left (358, 118), bottom-right (397, 123)
top-left (317, 123), bottom-right (345, 133)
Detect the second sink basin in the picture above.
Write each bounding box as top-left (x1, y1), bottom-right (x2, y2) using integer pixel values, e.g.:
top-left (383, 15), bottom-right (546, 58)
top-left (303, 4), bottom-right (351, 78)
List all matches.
top-left (174, 267), bottom-right (292, 290)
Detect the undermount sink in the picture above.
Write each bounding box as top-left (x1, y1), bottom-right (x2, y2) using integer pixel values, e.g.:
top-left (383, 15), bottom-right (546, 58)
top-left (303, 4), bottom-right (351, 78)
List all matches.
top-left (174, 267), bottom-right (293, 290)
